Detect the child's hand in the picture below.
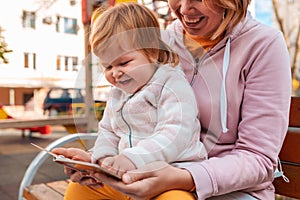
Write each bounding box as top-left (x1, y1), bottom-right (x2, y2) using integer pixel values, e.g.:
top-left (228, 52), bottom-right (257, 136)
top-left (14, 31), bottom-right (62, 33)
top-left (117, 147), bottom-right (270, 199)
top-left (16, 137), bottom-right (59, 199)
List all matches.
top-left (99, 155), bottom-right (136, 178)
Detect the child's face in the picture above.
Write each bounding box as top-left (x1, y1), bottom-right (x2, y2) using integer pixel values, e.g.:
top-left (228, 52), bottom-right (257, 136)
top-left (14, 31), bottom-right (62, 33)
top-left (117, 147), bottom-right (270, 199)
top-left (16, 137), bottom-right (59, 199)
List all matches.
top-left (100, 49), bottom-right (157, 94)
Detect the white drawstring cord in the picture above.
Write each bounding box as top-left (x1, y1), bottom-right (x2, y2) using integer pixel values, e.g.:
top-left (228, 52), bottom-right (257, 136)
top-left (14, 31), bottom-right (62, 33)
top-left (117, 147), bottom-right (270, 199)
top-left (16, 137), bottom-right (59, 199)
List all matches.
top-left (274, 158), bottom-right (290, 182)
top-left (220, 37), bottom-right (231, 133)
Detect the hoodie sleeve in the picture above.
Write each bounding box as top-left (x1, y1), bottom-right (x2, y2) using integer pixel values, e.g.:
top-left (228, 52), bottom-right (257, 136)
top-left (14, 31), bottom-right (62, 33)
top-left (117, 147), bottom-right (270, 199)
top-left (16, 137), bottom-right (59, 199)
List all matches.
top-left (91, 92), bottom-right (120, 163)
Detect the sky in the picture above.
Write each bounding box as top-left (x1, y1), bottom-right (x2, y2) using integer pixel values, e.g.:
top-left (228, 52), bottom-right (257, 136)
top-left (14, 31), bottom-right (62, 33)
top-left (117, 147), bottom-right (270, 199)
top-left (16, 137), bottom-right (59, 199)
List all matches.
top-left (254, 0), bottom-right (274, 26)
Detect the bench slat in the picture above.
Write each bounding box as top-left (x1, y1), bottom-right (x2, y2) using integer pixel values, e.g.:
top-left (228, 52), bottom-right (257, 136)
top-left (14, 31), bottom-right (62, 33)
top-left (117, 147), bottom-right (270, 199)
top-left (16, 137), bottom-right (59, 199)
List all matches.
top-left (46, 180), bottom-right (69, 195)
top-left (274, 97), bottom-right (300, 199)
top-left (279, 131), bottom-right (300, 164)
top-left (289, 97), bottom-right (300, 127)
top-left (23, 180), bottom-right (67, 200)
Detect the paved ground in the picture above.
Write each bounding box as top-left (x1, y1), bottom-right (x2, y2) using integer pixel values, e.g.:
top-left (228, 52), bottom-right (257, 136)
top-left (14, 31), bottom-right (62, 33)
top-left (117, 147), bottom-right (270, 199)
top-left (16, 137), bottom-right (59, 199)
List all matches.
top-left (0, 126), bottom-right (86, 200)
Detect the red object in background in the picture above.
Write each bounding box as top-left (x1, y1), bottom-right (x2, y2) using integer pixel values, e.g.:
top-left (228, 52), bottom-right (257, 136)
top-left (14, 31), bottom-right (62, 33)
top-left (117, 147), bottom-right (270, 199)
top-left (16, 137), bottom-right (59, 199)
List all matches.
top-left (20, 125), bottom-right (52, 135)
top-left (82, 0), bottom-right (89, 25)
top-left (0, 105), bottom-right (52, 136)
top-left (108, 0), bottom-right (115, 6)
top-left (82, 0), bottom-right (117, 25)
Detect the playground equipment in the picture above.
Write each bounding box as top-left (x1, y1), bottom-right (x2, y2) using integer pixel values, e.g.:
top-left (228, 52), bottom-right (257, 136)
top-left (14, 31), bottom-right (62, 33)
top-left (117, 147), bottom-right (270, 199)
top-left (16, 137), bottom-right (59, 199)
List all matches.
top-left (0, 105), bottom-right (51, 137)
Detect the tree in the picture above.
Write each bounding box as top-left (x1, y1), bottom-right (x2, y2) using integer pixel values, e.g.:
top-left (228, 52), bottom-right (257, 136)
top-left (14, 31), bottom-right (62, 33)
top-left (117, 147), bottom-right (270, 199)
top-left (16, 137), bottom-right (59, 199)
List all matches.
top-left (272, 0), bottom-right (300, 79)
top-left (0, 26), bottom-right (12, 64)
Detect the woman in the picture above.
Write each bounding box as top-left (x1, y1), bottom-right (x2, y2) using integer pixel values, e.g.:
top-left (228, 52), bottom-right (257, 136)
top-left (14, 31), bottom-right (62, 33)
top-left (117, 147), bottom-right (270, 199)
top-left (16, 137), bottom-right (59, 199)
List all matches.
top-left (53, 0), bottom-right (291, 199)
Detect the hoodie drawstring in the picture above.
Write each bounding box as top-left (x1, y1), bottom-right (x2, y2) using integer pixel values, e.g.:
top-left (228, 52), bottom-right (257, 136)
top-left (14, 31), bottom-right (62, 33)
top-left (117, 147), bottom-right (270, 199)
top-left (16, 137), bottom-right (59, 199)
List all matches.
top-left (274, 157), bottom-right (289, 182)
top-left (220, 37), bottom-right (231, 133)
top-left (169, 32), bottom-right (230, 133)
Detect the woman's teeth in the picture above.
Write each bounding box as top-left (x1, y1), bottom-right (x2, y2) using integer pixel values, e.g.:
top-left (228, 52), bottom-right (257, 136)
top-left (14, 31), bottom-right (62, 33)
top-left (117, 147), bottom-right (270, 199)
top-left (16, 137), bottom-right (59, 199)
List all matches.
top-left (183, 16), bottom-right (201, 23)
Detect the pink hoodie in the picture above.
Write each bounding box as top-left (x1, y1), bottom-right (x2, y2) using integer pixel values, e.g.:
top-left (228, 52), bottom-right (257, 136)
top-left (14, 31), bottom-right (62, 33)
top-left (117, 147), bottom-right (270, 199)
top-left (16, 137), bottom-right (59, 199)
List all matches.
top-left (162, 13), bottom-right (291, 199)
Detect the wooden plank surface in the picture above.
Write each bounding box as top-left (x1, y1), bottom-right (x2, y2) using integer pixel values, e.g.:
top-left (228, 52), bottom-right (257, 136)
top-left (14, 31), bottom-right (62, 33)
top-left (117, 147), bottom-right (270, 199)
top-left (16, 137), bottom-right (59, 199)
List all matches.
top-left (23, 180), bottom-right (69, 200)
top-left (23, 183), bottom-right (64, 200)
top-left (279, 131), bottom-right (300, 164)
top-left (46, 180), bottom-right (69, 195)
top-left (274, 97), bottom-right (300, 199)
top-left (289, 97), bottom-right (300, 127)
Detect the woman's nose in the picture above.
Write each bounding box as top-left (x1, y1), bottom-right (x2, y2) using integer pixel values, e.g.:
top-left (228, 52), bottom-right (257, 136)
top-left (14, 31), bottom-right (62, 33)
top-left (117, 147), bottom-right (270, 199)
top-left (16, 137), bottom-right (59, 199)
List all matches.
top-left (180, 0), bottom-right (191, 12)
top-left (180, 0), bottom-right (196, 14)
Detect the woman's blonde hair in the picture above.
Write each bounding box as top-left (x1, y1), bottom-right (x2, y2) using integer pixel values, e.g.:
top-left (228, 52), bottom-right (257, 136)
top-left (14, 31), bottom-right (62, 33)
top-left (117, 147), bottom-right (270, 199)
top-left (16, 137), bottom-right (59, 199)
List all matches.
top-left (204, 0), bottom-right (251, 40)
top-left (90, 2), bottom-right (178, 66)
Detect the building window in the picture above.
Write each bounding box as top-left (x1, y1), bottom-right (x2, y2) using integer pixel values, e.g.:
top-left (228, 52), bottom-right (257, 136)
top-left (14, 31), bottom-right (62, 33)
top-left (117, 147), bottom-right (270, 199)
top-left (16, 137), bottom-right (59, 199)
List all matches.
top-left (24, 53), bottom-right (36, 69)
top-left (56, 16), bottom-right (77, 34)
top-left (72, 57), bottom-right (78, 71)
top-left (22, 11), bottom-right (36, 29)
top-left (56, 56), bottom-right (61, 70)
top-left (56, 55), bottom-right (78, 71)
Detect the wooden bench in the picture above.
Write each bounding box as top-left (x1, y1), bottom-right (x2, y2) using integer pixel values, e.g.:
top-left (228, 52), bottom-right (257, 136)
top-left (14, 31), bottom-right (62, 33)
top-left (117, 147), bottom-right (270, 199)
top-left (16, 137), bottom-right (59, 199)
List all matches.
top-left (274, 96), bottom-right (300, 199)
top-left (20, 97), bottom-right (300, 200)
top-left (23, 180), bottom-right (69, 200)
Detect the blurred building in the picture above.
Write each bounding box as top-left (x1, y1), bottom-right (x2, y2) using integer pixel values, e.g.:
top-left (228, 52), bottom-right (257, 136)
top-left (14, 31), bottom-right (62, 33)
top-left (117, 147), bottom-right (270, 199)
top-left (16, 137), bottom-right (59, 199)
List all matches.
top-left (0, 0), bottom-right (172, 108)
top-left (0, 0), bottom-right (85, 107)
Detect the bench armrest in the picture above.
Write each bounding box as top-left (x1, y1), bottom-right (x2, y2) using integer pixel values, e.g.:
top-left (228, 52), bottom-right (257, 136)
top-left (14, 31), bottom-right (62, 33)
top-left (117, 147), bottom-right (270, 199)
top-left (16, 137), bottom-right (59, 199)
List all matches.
top-left (18, 133), bottom-right (97, 200)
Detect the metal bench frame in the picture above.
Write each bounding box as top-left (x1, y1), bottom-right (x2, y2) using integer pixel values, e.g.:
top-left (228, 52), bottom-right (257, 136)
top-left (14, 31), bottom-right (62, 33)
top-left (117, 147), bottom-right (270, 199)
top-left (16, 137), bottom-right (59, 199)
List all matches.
top-left (18, 133), bottom-right (98, 200)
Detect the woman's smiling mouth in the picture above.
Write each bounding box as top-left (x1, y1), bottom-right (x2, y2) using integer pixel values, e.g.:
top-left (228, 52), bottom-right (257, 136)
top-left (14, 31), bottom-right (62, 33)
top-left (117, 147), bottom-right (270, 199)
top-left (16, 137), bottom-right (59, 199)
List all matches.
top-left (183, 16), bottom-right (201, 23)
top-left (182, 15), bottom-right (205, 27)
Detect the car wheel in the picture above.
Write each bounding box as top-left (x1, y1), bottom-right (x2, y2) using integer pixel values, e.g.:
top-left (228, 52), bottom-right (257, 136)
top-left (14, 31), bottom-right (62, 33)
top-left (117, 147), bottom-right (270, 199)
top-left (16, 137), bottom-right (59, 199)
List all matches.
top-left (49, 108), bottom-right (58, 116)
top-left (44, 108), bottom-right (59, 116)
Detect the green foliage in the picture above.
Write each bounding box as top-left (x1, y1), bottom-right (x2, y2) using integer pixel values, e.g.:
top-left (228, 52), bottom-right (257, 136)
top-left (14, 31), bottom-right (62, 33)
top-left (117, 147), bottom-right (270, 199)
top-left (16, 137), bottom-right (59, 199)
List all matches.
top-left (0, 26), bottom-right (12, 64)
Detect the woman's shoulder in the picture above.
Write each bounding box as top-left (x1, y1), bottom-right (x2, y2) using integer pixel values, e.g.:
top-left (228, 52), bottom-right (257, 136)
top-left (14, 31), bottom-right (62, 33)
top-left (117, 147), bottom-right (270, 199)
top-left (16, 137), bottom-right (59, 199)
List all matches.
top-left (232, 14), bottom-right (283, 42)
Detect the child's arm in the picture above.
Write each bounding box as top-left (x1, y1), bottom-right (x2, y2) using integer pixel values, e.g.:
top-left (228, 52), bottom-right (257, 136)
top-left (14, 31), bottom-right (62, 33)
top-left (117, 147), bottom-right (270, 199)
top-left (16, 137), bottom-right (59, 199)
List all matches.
top-left (91, 95), bottom-right (120, 163)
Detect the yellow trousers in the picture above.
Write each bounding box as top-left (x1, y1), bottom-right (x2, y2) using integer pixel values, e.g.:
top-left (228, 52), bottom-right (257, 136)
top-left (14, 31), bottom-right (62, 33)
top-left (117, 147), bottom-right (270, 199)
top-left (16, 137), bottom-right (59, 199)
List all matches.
top-left (64, 182), bottom-right (195, 200)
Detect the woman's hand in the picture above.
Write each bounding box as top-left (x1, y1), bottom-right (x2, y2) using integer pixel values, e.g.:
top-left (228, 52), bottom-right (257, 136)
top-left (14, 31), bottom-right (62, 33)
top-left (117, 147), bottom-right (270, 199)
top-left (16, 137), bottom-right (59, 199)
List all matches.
top-left (92, 161), bottom-right (195, 200)
top-left (51, 147), bottom-right (103, 187)
top-left (100, 155), bottom-right (136, 178)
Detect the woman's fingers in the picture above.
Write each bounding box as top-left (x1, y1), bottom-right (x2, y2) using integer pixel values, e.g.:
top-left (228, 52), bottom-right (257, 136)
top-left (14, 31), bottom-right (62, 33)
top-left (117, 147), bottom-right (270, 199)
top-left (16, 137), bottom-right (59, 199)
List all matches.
top-left (90, 161), bottom-right (171, 199)
top-left (52, 147), bottom-right (90, 162)
top-left (123, 161), bottom-right (169, 183)
top-left (64, 166), bottom-right (76, 176)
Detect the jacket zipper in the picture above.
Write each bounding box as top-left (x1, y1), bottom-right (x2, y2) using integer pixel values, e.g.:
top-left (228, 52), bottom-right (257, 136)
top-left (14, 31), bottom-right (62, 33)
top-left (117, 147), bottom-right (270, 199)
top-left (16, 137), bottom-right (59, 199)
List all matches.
top-left (190, 51), bottom-right (210, 86)
top-left (120, 95), bottom-right (134, 148)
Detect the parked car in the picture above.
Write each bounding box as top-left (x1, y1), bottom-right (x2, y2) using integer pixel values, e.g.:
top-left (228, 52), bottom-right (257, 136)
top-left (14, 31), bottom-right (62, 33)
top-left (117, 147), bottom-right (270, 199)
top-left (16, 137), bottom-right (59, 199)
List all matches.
top-left (43, 88), bottom-right (85, 116)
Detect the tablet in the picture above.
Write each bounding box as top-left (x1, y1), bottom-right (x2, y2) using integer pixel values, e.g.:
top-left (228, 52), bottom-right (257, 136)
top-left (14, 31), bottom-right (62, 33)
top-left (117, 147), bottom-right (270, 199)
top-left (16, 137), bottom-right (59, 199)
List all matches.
top-left (31, 143), bottom-right (122, 180)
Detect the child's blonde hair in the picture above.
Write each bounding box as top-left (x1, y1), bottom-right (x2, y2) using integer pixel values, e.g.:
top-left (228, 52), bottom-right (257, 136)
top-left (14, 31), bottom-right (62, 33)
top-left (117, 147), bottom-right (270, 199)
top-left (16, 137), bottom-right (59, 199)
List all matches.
top-left (89, 2), bottom-right (178, 66)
